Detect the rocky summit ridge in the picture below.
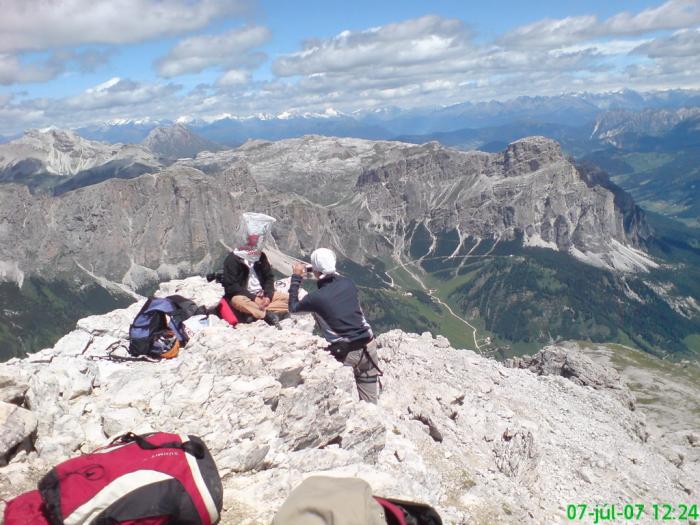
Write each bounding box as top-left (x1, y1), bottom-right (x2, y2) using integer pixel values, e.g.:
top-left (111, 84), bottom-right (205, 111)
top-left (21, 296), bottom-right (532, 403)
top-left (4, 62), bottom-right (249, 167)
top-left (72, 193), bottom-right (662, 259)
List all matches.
top-left (0, 277), bottom-right (697, 524)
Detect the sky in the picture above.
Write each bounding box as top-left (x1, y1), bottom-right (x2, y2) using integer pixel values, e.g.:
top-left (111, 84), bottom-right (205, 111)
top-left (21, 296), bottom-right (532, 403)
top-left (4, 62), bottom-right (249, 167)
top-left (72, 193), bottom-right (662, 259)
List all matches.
top-left (1, 0), bottom-right (700, 135)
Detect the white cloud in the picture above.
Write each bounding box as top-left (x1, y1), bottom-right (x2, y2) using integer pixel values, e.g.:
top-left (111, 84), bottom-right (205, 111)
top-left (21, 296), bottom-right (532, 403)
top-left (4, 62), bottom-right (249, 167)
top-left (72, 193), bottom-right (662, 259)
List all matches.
top-left (634, 28), bottom-right (700, 57)
top-left (626, 55), bottom-right (700, 83)
top-left (553, 39), bottom-right (651, 57)
top-left (4, 3), bottom-right (700, 134)
top-left (216, 69), bottom-right (251, 86)
top-left (0, 48), bottom-right (114, 85)
top-left (601, 0), bottom-right (700, 34)
top-left (0, 54), bottom-right (63, 85)
top-left (501, 0), bottom-right (700, 48)
top-left (262, 5), bottom-right (700, 115)
top-left (0, 0), bottom-right (251, 86)
top-left (274, 15), bottom-right (469, 77)
top-left (69, 48), bottom-right (114, 73)
top-left (57, 77), bottom-right (182, 112)
top-left (266, 13), bottom-right (618, 108)
top-left (0, 94), bottom-right (50, 135)
top-left (155, 26), bottom-right (270, 77)
top-left (88, 77), bottom-right (123, 93)
top-left (0, 0), bottom-right (252, 53)
top-left (499, 15), bottom-right (600, 49)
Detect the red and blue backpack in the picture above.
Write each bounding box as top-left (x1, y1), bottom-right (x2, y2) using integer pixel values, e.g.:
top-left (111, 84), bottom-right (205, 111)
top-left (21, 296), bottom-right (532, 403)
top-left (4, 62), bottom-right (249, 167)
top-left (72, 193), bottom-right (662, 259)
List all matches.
top-left (4, 432), bottom-right (223, 525)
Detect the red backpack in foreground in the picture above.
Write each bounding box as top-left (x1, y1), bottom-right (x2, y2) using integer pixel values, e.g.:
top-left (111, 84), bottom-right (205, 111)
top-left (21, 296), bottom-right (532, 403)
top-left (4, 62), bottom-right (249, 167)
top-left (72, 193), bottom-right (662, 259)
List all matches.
top-left (4, 432), bottom-right (223, 525)
top-left (374, 496), bottom-right (442, 525)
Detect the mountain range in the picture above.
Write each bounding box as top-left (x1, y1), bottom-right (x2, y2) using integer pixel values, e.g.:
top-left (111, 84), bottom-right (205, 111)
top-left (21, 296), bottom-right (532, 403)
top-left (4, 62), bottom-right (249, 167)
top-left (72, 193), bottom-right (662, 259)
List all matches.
top-left (0, 124), bottom-right (698, 360)
top-left (4, 88), bottom-right (688, 147)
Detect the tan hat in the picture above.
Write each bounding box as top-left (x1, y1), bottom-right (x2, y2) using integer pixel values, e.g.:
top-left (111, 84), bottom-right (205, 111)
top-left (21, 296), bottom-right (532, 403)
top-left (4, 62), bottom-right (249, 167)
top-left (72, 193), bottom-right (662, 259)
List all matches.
top-left (272, 476), bottom-right (386, 525)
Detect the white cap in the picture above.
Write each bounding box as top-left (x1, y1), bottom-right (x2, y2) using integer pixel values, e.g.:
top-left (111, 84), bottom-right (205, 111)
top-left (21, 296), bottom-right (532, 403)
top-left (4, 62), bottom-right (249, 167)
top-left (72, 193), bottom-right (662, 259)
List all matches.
top-left (310, 248), bottom-right (337, 277)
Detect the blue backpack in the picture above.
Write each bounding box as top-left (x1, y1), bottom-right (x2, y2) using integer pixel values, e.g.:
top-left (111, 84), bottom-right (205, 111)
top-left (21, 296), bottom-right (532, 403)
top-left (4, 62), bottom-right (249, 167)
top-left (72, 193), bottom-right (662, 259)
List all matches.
top-left (128, 295), bottom-right (205, 358)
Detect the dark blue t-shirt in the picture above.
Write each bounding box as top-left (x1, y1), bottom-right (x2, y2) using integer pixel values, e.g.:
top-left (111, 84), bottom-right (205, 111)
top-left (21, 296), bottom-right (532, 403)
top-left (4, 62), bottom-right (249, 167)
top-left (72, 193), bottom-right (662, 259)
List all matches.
top-left (288, 274), bottom-right (373, 343)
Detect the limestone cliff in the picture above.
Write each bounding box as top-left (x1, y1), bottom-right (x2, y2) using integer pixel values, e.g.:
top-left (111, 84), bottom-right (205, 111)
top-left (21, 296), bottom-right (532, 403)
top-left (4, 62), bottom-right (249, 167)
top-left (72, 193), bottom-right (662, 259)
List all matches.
top-left (0, 135), bottom-right (657, 293)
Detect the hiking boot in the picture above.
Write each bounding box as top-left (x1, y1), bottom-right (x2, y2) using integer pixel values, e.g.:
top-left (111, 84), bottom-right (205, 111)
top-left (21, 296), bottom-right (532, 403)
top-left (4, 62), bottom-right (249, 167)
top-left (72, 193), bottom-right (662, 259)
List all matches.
top-left (264, 311), bottom-right (282, 330)
top-left (237, 313), bottom-right (256, 324)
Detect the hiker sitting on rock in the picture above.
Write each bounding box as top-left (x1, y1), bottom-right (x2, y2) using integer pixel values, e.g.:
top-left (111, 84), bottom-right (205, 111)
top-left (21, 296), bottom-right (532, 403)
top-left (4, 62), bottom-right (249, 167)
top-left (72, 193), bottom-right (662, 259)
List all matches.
top-left (288, 248), bottom-right (382, 403)
top-left (222, 212), bottom-right (288, 328)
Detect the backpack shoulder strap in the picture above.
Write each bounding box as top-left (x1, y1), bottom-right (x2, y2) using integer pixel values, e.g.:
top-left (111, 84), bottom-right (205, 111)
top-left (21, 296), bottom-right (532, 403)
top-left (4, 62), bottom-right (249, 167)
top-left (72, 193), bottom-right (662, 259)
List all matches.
top-left (116, 432), bottom-right (205, 459)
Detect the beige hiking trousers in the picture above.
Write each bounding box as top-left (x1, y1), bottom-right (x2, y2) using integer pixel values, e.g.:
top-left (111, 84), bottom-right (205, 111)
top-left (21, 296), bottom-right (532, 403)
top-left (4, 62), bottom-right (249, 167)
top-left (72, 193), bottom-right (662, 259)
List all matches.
top-left (342, 339), bottom-right (381, 404)
top-left (230, 291), bottom-right (289, 319)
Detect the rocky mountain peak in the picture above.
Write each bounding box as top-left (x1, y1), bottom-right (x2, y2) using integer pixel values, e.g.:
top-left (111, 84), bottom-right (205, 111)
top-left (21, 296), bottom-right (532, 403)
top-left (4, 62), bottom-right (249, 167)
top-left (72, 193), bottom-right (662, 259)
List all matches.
top-left (0, 277), bottom-right (696, 523)
top-left (0, 128), bottom-right (115, 176)
top-left (142, 123), bottom-right (222, 160)
top-left (502, 136), bottom-right (566, 177)
top-left (25, 127), bottom-right (83, 143)
top-left (143, 123), bottom-right (192, 144)
top-left (0, 128), bottom-right (159, 188)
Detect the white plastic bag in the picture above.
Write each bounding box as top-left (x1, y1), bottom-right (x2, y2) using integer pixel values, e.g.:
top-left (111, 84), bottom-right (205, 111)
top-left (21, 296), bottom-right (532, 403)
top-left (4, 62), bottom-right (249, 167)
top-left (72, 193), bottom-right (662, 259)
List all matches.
top-left (233, 212), bottom-right (276, 262)
top-left (182, 314), bottom-right (209, 338)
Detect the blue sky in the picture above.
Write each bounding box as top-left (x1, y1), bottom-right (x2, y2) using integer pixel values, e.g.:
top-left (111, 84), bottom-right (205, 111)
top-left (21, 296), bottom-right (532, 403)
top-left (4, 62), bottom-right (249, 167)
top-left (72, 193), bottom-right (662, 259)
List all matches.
top-left (1, 0), bottom-right (699, 134)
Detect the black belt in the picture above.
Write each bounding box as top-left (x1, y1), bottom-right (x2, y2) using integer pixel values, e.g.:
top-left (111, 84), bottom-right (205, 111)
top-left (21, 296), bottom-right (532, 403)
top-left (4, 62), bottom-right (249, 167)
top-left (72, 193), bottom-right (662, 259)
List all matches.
top-left (326, 337), bottom-right (373, 361)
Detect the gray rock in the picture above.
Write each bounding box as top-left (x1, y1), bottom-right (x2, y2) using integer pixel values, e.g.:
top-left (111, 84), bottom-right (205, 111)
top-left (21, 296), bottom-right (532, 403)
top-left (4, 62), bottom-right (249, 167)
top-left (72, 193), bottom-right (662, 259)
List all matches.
top-left (101, 407), bottom-right (145, 438)
top-left (505, 345), bottom-right (637, 410)
top-left (0, 368), bottom-right (29, 405)
top-left (493, 428), bottom-right (538, 482)
top-left (270, 355), bottom-right (305, 388)
top-left (0, 401), bottom-right (37, 466)
top-left (340, 405), bottom-right (386, 463)
top-left (0, 281), bottom-right (696, 524)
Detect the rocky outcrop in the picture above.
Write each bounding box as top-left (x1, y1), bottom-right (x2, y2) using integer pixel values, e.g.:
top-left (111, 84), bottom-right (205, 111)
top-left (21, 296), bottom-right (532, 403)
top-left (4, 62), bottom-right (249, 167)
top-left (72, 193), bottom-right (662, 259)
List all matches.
top-left (0, 371), bottom-right (28, 405)
top-left (198, 135), bottom-right (655, 272)
top-left (505, 346), bottom-right (637, 411)
top-left (576, 160), bottom-right (652, 247)
top-left (0, 163), bottom-right (286, 288)
top-left (0, 402), bottom-right (36, 466)
top-left (0, 277), bottom-right (696, 524)
top-left (187, 135), bottom-right (414, 205)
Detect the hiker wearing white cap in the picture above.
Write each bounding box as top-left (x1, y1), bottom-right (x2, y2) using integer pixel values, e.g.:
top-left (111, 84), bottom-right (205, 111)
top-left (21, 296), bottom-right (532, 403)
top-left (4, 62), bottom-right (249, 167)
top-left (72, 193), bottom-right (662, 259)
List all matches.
top-left (288, 248), bottom-right (382, 403)
top-left (309, 248), bottom-right (337, 278)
